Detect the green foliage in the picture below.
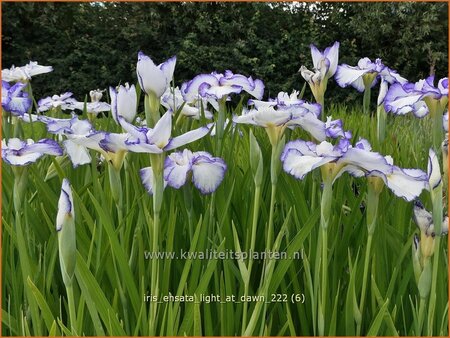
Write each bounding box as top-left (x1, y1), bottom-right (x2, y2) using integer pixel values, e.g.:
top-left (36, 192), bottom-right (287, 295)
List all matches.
top-left (2, 2), bottom-right (447, 103)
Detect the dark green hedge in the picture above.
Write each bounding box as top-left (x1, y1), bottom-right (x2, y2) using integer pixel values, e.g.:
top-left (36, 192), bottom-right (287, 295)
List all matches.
top-left (2, 2), bottom-right (448, 104)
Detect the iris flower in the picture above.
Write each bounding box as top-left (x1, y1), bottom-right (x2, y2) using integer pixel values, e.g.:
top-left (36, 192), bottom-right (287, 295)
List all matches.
top-left (101, 111), bottom-right (211, 154)
top-left (37, 92), bottom-right (77, 112)
top-left (140, 149), bottom-right (226, 195)
top-left (234, 104), bottom-right (327, 145)
top-left (300, 41), bottom-right (339, 85)
top-left (110, 83), bottom-right (137, 123)
top-left (89, 89), bottom-right (104, 102)
top-left (2, 61), bottom-right (53, 82)
top-left (161, 87), bottom-right (213, 120)
top-left (299, 41), bottom-right (339, 117)
top-left (181, 70), bottom-right (264, 102)
top-left (2, 138), bottom-right (63, 166)
top-left (41, 115), bottom-right (112, 167)
top-left (384, 76), bottom-right (448, 116)
top-left (335, 58), bottom-right (406, 92)
top-left (281, 138), bottom-right (427, 201)
top-left (136, 51), bottom-right (176, 98)
top-left (2, 81), bottom-right (32, 116)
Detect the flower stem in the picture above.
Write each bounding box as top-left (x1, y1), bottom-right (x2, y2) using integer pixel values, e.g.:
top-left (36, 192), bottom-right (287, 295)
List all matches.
top-left (356, 234), bottom-right (373, 336)
top-left (318, 174), bottom-right (333, 335)
top-left (417, 295), bottom-right (427, 335)
top-left (357, 178), bottom-right (381, 334)
top-left (215, 98), bottom-right (227, 155)
top-left (363, 87), bottom-right (371, 115)
top-left (66, 284), bottom-right (78, 334)
top-left (427, 183), bottom-right (443, 335)
top-left (149, 153), bottom-right (164, 335)
top-left (241, 185), bottom-right (261, 335)
top-left (376, 104), bottom-right (387, 144)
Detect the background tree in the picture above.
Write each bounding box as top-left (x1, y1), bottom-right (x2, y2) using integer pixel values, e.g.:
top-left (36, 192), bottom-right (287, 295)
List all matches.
top-left (2, 2), bottom-right (447, 104)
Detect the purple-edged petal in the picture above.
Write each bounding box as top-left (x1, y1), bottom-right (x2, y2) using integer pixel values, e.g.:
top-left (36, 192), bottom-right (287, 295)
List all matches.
top-left (245, 79), bottom-right (265, 100)
top-left (25, 139), bottom-right (63, 156)
top-left (384, 167), bottom-right (428, 201)
top-left (289, 111), bottom-right (327, 141)
top-left (111, 83), bottom-right (137, 123)
top-left (282, 149), bottom-right (333, 180)
top-left (338, 147), bottom-right (392, 175)
top-left (191, 152), bottom-right (227, 194)
top-left (181, 74), bottom-right (220, 102)
top-left (335, 65), bottom-right (371, 92)
top-left (159, 56), bottom-right (177, 87)
top-left (323, 41), bottom-right (340, 76)
top-left (137, 51), bottom-right (172, 97)
top-left (164, 149), bottom-right (192, 189)
top-left (139, 166), bottom-right (167, 195)
top-left (165, 124), bottom-right (211, 151)
top-left (2, 138), bottom-right (61, 166)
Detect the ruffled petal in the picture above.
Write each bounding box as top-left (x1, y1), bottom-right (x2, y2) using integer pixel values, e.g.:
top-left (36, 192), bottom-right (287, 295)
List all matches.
top-left (385, 167), bottom-right (428, 201)
top-left (164, 149), bottom-right (192, 189)
top-left (335, 65), bottom-right (370, 90)
top-left (191, 152), bottom-right (227, 194)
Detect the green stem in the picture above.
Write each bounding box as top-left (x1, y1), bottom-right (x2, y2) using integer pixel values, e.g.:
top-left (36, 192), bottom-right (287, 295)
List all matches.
top-left (15, 211), bottom-right (42, 335)
top-left (149, 153), bottom-right (164, 335)
top-left (417, 295), bottom-right (427, 335)
top-left (266, 184), bottom-right (277, 251)
top-left (66, 284), bottom-right (77, 334)
top-left (376, 104), bottom-right (387, 144)
top-left (318, 175), bottom-right (333, 336)
top-left (215, 98), bottom-right (227, 155)
top-left (241, 185), bottom-right (261, 335)
top-left (363, 87), bottom-right (371, 115)
top-left (427, 183), bottom-right (443, 335)
top-left (356, 234), bottom-right (373, 336)
top-left (431, 104), bottom-right (444, 154)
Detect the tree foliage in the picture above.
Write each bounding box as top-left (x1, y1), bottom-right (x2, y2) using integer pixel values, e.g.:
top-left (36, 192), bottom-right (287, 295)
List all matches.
top-left (2, 2), bottom-right (447, 103)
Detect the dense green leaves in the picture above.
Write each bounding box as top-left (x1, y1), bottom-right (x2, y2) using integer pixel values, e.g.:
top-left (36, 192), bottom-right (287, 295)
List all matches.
top-left (2, 2), bottom-right (447, 103)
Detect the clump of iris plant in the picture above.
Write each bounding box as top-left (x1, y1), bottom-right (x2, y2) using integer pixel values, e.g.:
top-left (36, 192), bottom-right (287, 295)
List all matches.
top-left (281, 134), bottom-right (428, 335)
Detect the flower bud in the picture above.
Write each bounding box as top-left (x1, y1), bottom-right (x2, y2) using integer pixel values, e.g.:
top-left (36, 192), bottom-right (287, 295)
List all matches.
top-left (57, 179), bottom-right (76, 287)
top-left (412, 234), bottom-right (422, 285)
top-left (110, 83), bottom-right (137, 124)
top-left (89, 89), bottom-right (103, 102)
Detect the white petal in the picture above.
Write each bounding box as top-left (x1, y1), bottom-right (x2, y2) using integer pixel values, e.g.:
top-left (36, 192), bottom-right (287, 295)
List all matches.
top-left (64, 140), bottom-right (91, 167)
top-left (282, 149), bottom-right (333, 180)
top-left (140, 167), bottom-right (155, 195)
top-left (335, 65), bottom-right (370, 90)
top-left (191, 153), bottom-right (227, 194)
top-left (139, 166), bottom-right (167, 195)
top-left (339, 148), bottom-right (392, 175)
top-left (386, 167), bottom-right (428, 201)
top-left (136, 52), bottom-right (167, 97)
top-left (165, 125), bottom-right (211, 151)
top-left (147, 111), bottom-right (172, 148)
